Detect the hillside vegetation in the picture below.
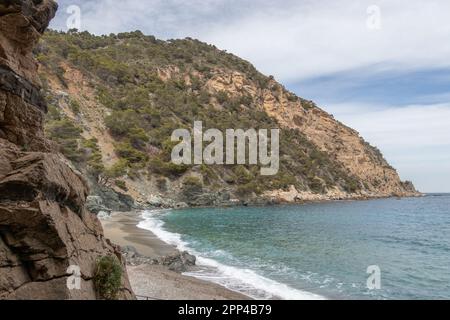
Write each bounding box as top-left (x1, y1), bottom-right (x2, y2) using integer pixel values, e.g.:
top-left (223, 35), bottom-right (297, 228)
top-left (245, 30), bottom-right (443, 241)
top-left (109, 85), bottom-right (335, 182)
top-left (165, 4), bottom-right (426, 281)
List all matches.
top-left (35, 30), bottom-right (417, 207)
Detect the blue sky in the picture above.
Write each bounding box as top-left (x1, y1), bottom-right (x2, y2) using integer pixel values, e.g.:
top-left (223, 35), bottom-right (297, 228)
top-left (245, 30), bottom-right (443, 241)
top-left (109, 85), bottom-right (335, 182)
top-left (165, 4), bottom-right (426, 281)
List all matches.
top-left (51, 0), bottom-right (450, 192)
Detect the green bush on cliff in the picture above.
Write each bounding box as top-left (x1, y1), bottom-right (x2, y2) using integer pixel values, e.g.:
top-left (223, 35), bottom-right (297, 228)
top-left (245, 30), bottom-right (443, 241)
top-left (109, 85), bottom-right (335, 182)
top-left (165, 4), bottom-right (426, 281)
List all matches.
top-left (114, 180), bottom-right (128, 191)
top-left (237, 182), bottom-right (261, 196)
top-left (114, 141), bottom-right (148, 163)
top-left (344, 179), bottom-right (360, 193)
top-left (233, 166), bottom-right (253, 184)
top-left (82, 138), bottom-right (105, 177)
top-left (94, 256), bottom-right (122, 300)
top-left (268, 173), bottom-right (297, 191)
top-left (45, 118), bottom-right (82, 162)
top-left (104, 160), bottom-right (129, 179)
top-left (69, 99), bottom-right (81, 114)
top-left (149, 156), bottom-right (188, 177)
top-left (105, 110), bottom-right (143, 137)
top-left (128, 127), bottom-right (149, 149)
top-left (216, 90), bottom-right (229, 104)
top-left (182, 176), bottom-right (203, 196)
top-left (309, 177), bottom-right (325, 194)
top-left (183, 176), bottom-right (203, 188)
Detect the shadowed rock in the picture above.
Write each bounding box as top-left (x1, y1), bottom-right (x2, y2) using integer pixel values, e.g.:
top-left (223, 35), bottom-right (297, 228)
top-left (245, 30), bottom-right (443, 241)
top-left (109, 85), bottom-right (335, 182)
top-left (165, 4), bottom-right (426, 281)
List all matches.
top-left (0, 0), bottom-right (135, 300)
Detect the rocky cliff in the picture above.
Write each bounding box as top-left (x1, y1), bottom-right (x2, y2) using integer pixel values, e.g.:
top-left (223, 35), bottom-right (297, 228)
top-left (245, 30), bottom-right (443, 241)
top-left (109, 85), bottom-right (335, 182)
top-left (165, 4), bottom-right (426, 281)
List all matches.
top-left (0, 0), bottom-right (134, 299)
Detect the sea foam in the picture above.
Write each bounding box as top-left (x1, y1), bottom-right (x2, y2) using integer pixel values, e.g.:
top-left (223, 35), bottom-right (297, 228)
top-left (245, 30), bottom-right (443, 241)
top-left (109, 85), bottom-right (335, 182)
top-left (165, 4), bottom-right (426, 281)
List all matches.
top-left (137, 210), bottom-right (325, 300)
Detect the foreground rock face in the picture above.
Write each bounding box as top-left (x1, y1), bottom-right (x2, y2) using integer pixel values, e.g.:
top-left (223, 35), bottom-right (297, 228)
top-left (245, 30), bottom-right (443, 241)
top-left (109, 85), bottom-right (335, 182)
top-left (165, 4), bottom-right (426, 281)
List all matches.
top-left (0, 0), bottom-right (54, 150)
top-left (0, 0), bottom-right (134, 299)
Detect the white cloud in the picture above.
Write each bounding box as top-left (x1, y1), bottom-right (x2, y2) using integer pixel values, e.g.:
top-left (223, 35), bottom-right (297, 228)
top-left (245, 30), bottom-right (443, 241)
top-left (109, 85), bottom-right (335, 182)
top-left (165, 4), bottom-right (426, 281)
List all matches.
top-left (53, 0), bottom-right (450, 81)
top-left (324, 103), bottom-right (450, 192)
top-left (199, 0), bottom-right (450, 81)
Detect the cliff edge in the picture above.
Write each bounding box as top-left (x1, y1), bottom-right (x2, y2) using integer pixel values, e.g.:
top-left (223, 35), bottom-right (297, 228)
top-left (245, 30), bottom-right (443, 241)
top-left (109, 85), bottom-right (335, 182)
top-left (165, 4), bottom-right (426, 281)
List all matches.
top-left (0, 0), bottom-right (134, 299)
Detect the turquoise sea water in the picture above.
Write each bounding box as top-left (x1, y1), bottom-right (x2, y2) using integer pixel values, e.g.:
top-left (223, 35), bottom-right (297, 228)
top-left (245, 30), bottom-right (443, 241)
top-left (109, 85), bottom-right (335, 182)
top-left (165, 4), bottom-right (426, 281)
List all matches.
top-left (138, 195), bottom-right (450, 300)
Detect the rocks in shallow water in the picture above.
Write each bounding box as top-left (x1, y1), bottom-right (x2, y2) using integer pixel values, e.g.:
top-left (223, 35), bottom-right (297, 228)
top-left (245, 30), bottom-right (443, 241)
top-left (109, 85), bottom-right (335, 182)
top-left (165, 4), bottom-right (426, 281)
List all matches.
top-left (121, 246), bottom-right (158, 266)
top-left (121, 246), bottom-right (197, 273)
top-left (183, 190), bottom-right (234, 207)
top-left (142, 194), bottom-right (186, 209)
top-left (97, 210), bottom-right (111, 220)
top-left (159, 252), bottom-right (197, 273)
top-left (174, 202), bottom-right (189, 209)
top-left (147, 194), bottom-right (164, 207)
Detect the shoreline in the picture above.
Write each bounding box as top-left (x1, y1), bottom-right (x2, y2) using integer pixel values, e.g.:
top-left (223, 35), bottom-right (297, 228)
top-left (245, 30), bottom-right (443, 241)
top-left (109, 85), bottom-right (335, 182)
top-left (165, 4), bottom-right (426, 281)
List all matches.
top-left (101, 212), bottom-right (250, 300)
top-left (145, 193), bottom-right (429, 213)
top-left (141, 193), bottom-right (424, 211)
top-left (101, 197), bottom-right (425, 300)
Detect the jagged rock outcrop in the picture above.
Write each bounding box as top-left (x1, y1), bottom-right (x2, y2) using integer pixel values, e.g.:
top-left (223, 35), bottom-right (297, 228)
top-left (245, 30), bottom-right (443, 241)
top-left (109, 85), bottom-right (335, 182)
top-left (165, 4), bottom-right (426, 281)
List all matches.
top-left (0, 0), bottom-right (134, 300)
top-left (0, 0), bottom-right (54, 150)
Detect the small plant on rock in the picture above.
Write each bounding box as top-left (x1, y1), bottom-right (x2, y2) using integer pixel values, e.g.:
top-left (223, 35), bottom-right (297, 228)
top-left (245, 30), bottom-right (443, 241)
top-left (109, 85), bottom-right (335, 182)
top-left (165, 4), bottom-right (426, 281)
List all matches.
top-left (93, 255), bottom-right (122, 300)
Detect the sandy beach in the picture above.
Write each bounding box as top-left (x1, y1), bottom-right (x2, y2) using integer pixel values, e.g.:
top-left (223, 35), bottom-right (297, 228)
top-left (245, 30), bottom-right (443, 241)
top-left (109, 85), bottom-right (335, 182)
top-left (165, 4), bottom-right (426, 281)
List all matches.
top-left (101, 212), bottom-right (249, 300)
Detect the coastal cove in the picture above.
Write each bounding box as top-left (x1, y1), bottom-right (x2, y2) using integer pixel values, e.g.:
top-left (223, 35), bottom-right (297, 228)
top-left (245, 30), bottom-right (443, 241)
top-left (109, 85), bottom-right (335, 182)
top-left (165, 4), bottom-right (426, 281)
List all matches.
top-left (1, 0), bottom-right (448, 303)
top-left (102, 194), bottom-right (450, 300)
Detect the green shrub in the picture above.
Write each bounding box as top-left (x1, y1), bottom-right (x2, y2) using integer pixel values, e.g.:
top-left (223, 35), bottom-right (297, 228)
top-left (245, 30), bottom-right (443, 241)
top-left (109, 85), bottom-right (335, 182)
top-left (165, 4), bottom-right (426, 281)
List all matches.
top-left (128, 127), bottom-right (149, 149)
top-left (238, 95), bottom-right (253, 106)
top-left (69, 99), bottom-right (81, 114)
top-left (182, 176), bottom-right (203, 196)
top-left (190, 76), bottom-right (202, 91)
top-left (55, 66), bottom-right (67, 87)
top-left (46, 118), bottom-right (82, 162)
top-left (105, 110), bottom-right (143, 137)
top-left (237, 182), bottom-right (260, 196)
top-left (233, 166), bottom-right (253, 184)
top-left (115, 180), bottom-right (127, 191)
top-left (93, 256), bottom-right (122, 300)
top-left (115, 142), bottom-right (148, 163)
top-left (200, 164), bottom-right (218, 185)
top-left (198, 90), bottom-right (210, 104)
top-left (47, 104), bottom-right (61, 121)
top-left (287, 93), bottom-right (298, 102)
top-left (104, 160), bottom-right (129, 178)
top-left (149, 156), bottom-right (188, 177)
top-left (83, 139), bottom-right (104, 176)
top-left (183, 176), bottom-right (203, 188)
top-left (269, 174), bottom-right (297, 191)
top-left (216, 90), bottom-right (229, 104)
top-left (309, 177), bottom-right (325, 194)
top-left (344, 179), bottom-right (360, 193)
top-left (96, 87), bottom-right (115, 108)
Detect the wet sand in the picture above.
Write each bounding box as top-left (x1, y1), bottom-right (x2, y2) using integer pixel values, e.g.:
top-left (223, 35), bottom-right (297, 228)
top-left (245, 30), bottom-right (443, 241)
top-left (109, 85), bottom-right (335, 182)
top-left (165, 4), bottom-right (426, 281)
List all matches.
top-left (101, 212), bottom-right (249, 300)
top-left (102, 212), bottom-right (177, 259)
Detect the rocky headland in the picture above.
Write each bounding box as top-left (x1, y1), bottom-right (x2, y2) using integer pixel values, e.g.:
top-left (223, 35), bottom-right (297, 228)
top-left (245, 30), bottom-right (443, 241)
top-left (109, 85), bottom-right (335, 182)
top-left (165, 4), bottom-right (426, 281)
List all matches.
top-left (34, 29), bottom-right (420, 213)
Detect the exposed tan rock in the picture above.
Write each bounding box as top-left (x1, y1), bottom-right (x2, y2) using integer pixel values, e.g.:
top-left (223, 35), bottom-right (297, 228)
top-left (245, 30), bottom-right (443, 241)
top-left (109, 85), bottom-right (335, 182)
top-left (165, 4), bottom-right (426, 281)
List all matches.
top-left (205, 69), bottom-right (419, 198)
top-left (0, 0), bottom-right (135, 299)
top-left (261, 86), bottom-right (417, 197)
